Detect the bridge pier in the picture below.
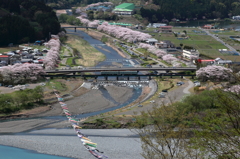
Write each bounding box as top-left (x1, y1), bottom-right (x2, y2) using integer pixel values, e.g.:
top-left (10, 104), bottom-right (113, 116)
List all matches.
top-left (75, 27), bottom-right (76, 32)
top-left (73, 72), bottom-right (76, 78)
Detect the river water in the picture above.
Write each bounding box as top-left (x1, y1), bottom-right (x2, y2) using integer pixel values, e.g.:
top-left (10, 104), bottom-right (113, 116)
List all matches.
top-left (45, 28), bottom-right (143, 119)
top-left (0, 145), bottom-right (73, 159)
top-left (0, 29), bottom-right (143, 158)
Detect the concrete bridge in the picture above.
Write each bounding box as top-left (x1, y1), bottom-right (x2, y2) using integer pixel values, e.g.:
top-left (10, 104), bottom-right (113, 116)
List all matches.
top-left (42, 73), bottom-right (196, 80)
top-left (62, 26), bottom-right (97, 32)
top-left (45, 67), bottom-right (197, 74)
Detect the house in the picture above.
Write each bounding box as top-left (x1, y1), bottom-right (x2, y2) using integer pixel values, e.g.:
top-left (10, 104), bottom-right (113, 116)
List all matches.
top-left (182, 50), bottom-right (200, 58)
top-left (217, 60), bottom-right (232, 65)
top-left (163, 40), bottom-right (175, 48)
top-left (0, 61), bottom-right (7, 66)
top-left (155, 41), bottom-right (167, 48)
top-left (232, 15), bottom-right (240, 20)
top-left (147, 23), bottom-right (166, 28)
top-left (146, 38), bottom-right (158, 45)
top-left (0, 55), bottom-right (9, 64)
top-left (203, 24), bottom-right (214, 29)
top-left (113, 3), bottom-right (135, 15)
top-left (167, 48), bottom-right (182, 57)
top-left (159, 26), bottom-right (173, 33)
top-left (21, 59), bottom-right (33, 63)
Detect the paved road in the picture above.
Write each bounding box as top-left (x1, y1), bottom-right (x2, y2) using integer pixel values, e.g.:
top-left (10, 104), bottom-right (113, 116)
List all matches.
top-left (117, 79), bottom-right (194, 116)
top-left (199, 28), bottom-right (239, 53)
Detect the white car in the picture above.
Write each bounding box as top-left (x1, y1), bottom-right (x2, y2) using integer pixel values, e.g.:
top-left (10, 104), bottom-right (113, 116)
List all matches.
top-left (150, 100), bottom-right (155, 103)
top-left (194, 82), bottom-right (201, 87)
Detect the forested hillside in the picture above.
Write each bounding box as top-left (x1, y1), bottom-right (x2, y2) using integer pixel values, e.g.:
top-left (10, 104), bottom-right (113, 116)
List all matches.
top-left (0, 0), bottom-right (61, 46)
top-left (140, 0), bottom-right (240, 22)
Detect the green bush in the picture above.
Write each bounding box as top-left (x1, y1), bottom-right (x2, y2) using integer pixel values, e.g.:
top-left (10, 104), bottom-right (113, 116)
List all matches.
top-left (0, 86), bottom-right (44, 114)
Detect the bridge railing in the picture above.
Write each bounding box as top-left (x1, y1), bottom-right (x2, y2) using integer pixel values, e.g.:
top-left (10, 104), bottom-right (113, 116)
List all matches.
top-left (46, 66), bottom-right (197, 72)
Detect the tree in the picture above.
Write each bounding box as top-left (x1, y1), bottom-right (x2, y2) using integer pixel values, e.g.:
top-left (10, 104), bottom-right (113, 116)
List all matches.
top-left (133, 88), bottom-right (240, 159)
top-left (191, 89), bottom-right (240, 158)
top-left (196, 65), bottom-right (233, 81)
top-left (162, 54), bottom-right (178, 64)
top-left (132, 104), bottom-right (203, 158)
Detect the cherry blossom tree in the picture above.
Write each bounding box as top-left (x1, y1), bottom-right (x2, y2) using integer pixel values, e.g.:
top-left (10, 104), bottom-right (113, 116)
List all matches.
top-left (43, 35), bottom-right (61, 70)
top-left (138, 43), bottom-right (167, 57)
top-left (88, 20), bottom-right (100, 27)
top-left (85, 2), bottom-right (113, 9)
top-left (97, 23), bottom-right (152, 42)
top-left (162, 54), bottom-right (178, 64)
top-left (172, 61), bottom-right (182, 67)
top-left (224, 85), bottom-right (240, 94)
top-left (0, 34), bottom-right (61, 84)
top-left (196, 65), bottom-right (233, 81)
top-left (0, 63), bottom-right (45, 84)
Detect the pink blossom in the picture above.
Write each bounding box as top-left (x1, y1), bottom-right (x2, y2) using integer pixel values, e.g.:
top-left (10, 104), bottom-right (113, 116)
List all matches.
top-left (196, 65), bottom-right (233, 81)
top-left (162, 54), bottom-right (178, 64)
top-left (138, 43), bottom-right (167, 57)
top-left (97, 23), bottom-right (152, 42)
top-left (85, 2), bottom-right (113, 9)
top-left (224, 85), bottom-right (240, 94)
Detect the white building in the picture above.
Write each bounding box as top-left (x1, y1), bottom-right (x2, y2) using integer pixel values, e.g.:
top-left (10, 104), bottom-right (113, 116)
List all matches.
top-left (232, 16), bottom-right (240, 20)
top-left (147, 23), bottom-right (167, 28)
top-left (146, 38), bottom-right (158, 45)
top-left (182, 50), bottom-right (199, 58)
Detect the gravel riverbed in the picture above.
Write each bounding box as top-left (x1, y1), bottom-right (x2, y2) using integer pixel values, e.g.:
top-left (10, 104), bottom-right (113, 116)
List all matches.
top-left (0, 129), bottom-right (143, 159)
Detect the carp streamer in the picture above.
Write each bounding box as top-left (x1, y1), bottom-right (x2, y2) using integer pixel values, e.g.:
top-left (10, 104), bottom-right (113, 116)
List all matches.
top-left (53, 88), bottom-right (108, 159)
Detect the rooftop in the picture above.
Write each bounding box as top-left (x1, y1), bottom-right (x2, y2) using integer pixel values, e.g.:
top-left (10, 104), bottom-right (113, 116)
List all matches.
top-left (0, 55), bottom-right (9, 58)
top-left (115, 3), bottom-right (135, 10)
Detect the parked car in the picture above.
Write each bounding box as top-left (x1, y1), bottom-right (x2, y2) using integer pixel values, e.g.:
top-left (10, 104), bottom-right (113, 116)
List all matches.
top-left (195, 82), bottom-right (201, 87)
top-left (177, 81), bottom-right (185, 86)
top-left (146, 64), bottom-right (152, 68)
top-left (150, 100), bottom-right (155, 103)
top-left (138, 105), bottom-right (143, 107)
top-left (159, 92), bottom-right (166, 95)
top-left (159, 94), bottom-right (166, 98)
top-left (159, 92), bottom-right (167, 98)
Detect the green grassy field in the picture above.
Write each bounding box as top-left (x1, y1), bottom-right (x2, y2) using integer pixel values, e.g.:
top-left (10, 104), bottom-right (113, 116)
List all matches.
top-left (209, 30), bottom-right (240, 36)
top-left (152, 27), bottom-right (236, 59)
top-left (0, 47), bottom-right (20, 53)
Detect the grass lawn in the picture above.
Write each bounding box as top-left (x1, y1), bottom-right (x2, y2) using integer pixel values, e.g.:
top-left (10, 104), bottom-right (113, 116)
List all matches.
top-left (65, 34), bottom-right (105, 67)
top-left (0, 47), bottom-right (20, 53)
top-left (209, 30), bottom-right (240, 36)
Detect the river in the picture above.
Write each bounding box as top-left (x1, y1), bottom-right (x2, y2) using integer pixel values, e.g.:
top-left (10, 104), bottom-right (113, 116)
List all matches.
top-left (0, 145), bottom-right (73, 159)
top-left (0, 28), bottom-right (144, 158)
top-left (45, 28), bottom-right (143, 119)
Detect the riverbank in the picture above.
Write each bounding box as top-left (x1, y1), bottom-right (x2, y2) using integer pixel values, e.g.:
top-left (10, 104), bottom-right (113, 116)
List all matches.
top-left (61, 24), bottom-right (129, 59)
top-left (0, 129), bottom-right (143, 159)
top-left (64, 34), bottom-right (105, 67)
top-left (0, 81), bottom-right (147, 133)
